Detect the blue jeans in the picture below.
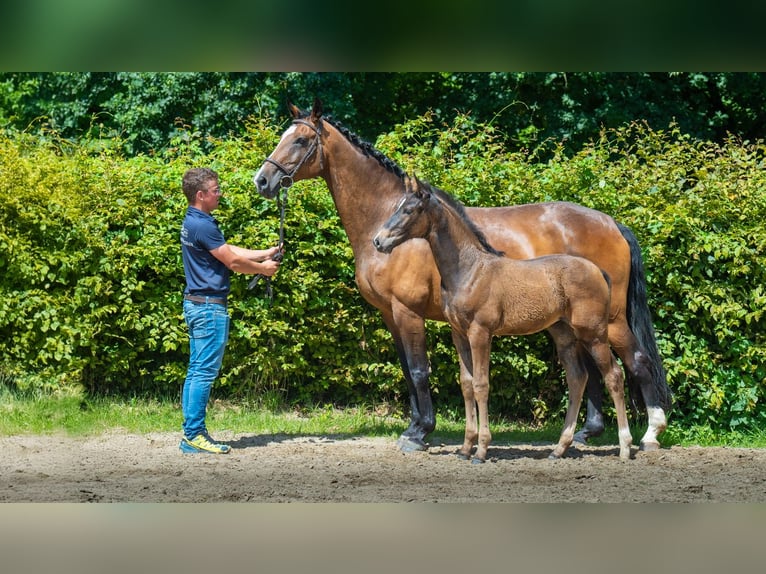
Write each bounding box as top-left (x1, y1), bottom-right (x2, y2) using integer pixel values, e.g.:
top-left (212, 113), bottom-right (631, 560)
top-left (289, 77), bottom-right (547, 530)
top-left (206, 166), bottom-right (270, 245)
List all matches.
top-left (182, 299), bottom-right (230, 440)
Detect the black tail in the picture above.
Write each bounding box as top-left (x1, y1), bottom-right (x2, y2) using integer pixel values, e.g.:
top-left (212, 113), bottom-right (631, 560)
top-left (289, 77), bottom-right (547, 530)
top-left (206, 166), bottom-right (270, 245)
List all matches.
top-left (617, 223), bottom-right (673, 413)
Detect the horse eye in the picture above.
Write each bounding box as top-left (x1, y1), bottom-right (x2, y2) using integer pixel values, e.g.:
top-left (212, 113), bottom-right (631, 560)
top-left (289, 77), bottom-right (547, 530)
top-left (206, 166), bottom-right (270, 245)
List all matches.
top-left (294, 137), bottom-right (308, 146)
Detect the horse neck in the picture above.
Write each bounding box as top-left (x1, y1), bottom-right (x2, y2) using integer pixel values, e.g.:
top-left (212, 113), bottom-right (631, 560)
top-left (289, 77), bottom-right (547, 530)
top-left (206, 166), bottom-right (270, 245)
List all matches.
top-left (426, 202), bottom-right (487, 293)
top-left (320, 125), bottom-right (403, 254)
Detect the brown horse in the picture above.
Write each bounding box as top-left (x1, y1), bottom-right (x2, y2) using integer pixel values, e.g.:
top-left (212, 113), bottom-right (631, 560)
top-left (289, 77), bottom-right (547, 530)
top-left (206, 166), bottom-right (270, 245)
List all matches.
top-left (253, 98), bottom-right (670, 452)
top-left (373, 177), bottom-right (633, 462)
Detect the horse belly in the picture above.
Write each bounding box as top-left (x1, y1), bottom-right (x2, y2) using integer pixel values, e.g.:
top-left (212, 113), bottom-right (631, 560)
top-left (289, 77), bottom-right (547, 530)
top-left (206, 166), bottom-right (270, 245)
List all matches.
top-left (449, 276), bottom-right (559, 338)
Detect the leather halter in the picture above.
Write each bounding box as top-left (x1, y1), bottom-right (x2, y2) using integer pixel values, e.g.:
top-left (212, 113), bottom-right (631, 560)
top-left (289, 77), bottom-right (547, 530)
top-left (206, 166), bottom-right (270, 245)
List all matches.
top-left (262, 118), bottom-right (324, 189)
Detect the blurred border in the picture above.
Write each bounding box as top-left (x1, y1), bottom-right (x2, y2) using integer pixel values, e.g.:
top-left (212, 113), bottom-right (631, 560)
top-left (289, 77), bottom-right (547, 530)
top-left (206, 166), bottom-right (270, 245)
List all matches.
top-left (1, 2), bottom-right (763, 573)
top-left (1, 1), bottom-right (764, 70)
top-left (1, 504), bottom-right (764, 574)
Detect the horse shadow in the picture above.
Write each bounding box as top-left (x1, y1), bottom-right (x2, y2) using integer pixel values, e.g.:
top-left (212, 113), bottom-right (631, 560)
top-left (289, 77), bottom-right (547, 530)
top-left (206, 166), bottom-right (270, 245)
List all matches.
top-left (427, 441), bottom-right (629, 461)
top-left (225, 434), bottom-right (629, 460)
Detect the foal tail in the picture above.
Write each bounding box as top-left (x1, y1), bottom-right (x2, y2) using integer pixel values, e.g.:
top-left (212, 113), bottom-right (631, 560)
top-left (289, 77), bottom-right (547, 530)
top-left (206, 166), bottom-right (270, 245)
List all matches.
top-left (617, 223), bottom-right (673, 413)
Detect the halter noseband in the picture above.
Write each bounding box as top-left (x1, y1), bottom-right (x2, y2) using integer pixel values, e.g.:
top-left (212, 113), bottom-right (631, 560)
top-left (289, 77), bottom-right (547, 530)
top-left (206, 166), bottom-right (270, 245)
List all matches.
top-left (262, 118), bottom-right (324, 189)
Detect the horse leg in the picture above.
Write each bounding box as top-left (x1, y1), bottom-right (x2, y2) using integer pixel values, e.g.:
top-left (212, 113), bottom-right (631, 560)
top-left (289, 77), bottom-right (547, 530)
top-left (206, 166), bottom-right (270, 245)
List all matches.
top-left (383, 307), bottom-right (434, 452)
top-left (573, 351), bottom-right (605, 444)
top-left (548, 326), bottom-right (588, 459)
top-left (466, 328), bottom-right (493, 463)
top-left (451, 330), bottom-right (478, 460)
top-left (588, 340), bottom-right (634, 459)
top-left (614, 222), bottom-right (672, 450)
top-left (609, 321), bottom-right (667, 451)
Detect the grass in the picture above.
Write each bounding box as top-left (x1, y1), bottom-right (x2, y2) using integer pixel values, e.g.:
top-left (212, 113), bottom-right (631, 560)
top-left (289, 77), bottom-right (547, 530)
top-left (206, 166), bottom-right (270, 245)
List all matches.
top-left (2, 386), bottom-right (766, 448)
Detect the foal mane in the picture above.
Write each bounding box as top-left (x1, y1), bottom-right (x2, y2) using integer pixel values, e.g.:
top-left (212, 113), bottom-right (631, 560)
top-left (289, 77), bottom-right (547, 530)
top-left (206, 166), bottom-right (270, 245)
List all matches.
top-left (295, 107), bottom-right (406, 179)
top-left (423, 181), bottom-right (505, 257)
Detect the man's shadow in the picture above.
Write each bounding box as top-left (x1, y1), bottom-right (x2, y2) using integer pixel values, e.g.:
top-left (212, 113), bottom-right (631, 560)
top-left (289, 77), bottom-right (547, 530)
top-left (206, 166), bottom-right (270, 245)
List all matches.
top-left (226, 433), bottom-right (349, 450)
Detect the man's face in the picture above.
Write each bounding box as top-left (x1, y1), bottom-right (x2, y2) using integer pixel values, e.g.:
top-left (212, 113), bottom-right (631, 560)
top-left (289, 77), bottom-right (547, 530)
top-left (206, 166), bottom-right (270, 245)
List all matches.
top-left (197, 178), bottom-right (222, 213)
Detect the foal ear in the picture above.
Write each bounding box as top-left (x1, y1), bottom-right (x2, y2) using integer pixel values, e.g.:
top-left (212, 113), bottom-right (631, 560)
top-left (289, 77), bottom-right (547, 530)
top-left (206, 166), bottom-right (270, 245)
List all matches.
top-left (311, 98), bottom-right (324, 122)
top-left (403, 174), bottom-right (416, 195)
top-left (412, 175), bottom-right (429, 199)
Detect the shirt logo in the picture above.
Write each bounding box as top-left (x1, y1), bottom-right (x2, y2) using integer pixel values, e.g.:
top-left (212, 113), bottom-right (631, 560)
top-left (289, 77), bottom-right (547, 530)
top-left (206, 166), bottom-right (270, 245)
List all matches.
top-left (180, 226), bottom-right (194, 247)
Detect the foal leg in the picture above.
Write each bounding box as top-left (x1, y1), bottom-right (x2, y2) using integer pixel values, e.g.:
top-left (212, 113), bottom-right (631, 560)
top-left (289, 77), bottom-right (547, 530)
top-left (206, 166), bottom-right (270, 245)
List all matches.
top-left (466, 328), bottom-right (493, 463)
top-left (588, 340), bottom-right (633, 459)
top-left (548, 325), bottom-right (588, 458)
top-left (549, 328), bottom-right (589, 459)
top-left (451, 331), bottom-right (478, 460)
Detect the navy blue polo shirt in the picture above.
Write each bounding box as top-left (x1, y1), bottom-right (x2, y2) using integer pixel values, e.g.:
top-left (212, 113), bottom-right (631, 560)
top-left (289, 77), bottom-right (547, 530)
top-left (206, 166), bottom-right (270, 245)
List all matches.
top-left (181, 207), bottom-right (230, 297)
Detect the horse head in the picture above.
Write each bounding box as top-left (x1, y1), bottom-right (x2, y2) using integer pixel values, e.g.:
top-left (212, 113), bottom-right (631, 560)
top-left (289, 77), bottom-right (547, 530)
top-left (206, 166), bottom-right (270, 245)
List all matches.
top-left (254, 98), bottom-right (325, 199)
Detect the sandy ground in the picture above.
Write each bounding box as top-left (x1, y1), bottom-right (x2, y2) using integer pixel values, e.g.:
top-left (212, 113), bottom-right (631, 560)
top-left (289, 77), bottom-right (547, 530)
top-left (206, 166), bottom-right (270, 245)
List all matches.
top-left (2, 430), bottom-right (766, 502)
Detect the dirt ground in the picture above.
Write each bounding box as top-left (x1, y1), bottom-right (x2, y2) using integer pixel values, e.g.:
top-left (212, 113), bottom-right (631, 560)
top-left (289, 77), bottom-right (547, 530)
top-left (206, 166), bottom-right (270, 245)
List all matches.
top-left (2, 430), bottom-right (766, 502)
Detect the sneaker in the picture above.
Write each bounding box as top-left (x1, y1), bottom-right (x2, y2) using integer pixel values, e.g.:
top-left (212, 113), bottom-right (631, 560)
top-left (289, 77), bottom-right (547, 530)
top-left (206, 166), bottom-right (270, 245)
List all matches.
top-left (179, 433), bottom-right (231, 454)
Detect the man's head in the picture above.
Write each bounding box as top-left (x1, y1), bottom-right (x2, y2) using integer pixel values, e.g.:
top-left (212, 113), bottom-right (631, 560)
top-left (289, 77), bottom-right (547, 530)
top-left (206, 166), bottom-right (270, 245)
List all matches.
top-left (182, 168), bottom-right (221, 213)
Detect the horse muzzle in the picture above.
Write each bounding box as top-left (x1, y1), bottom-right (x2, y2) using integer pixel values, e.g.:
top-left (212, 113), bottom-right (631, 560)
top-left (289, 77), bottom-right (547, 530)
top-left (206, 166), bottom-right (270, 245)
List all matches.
top-left (253, 167), bottom-right (280, 199)
top-left (372, 233), bottom-right (394, 254)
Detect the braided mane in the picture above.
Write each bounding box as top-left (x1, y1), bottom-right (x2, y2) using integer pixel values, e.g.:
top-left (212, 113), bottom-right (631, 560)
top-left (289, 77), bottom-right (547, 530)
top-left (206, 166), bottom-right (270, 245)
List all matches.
top-left (296, 107), bottom-right (406, 179)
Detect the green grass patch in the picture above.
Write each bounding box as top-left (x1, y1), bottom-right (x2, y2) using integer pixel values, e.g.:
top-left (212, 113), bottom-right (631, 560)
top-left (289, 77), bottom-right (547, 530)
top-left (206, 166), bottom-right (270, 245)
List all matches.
top-left (2, 388), bottom-right (766, 448)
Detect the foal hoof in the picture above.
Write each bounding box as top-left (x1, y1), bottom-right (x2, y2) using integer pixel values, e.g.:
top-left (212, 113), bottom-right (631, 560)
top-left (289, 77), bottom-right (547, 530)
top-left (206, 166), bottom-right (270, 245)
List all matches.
top-left (639, 441), bottom-right (661, 452)
top-left (397, 435), bottom-right (428, 453)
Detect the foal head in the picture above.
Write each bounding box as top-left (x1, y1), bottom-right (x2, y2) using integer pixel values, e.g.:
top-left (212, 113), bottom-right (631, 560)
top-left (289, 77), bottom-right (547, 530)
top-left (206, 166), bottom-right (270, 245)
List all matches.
top-left (373, 176), bottom-right (504, 256)
top-left (372, 175), bottom-right (431, 254)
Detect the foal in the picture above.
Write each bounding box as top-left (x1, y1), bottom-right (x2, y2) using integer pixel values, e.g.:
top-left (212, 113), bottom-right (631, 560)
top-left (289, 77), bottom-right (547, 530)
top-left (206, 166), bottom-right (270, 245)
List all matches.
top-left (373, 177), bottom-right (633, 462)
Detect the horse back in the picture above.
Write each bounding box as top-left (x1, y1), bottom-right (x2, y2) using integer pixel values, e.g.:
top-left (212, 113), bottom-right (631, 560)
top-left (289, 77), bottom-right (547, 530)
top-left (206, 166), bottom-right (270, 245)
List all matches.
top-left (467, 201), bottom-right (628, 269)
top-left (467, 201), bottom-right (629, 316)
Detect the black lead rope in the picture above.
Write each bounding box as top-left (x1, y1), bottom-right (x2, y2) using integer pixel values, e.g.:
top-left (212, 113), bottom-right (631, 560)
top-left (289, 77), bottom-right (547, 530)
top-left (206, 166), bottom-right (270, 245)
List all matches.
top-left (248, 187), bottom-right (287, 305)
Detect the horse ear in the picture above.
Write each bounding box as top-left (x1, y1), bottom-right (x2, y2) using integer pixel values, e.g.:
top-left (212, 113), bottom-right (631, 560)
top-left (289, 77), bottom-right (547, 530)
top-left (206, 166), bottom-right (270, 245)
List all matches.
top-left (311, 98), bottom-right (324, 121)
top-left (288, 101), bottom-right (301, 119)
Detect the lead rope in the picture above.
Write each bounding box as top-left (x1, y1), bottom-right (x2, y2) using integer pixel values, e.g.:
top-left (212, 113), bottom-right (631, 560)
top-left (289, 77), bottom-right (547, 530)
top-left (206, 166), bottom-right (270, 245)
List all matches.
top-left (248, 186), bottom-right (287, 306)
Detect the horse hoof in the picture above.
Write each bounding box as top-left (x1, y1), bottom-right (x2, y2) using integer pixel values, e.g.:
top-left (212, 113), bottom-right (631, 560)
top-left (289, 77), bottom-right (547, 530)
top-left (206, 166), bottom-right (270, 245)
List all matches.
top-left (639, 441), bottom-right (661, 452)
top-left (548, 452), bottom-right (563, 460)
top-left (455, 451), bottom-right (471, 460)
top-left (572, 431), bottom-right (589, 445)
top-left (471, 457), bottom-right (485, 465)
top-left (397, 435), bottom-right (427, 453)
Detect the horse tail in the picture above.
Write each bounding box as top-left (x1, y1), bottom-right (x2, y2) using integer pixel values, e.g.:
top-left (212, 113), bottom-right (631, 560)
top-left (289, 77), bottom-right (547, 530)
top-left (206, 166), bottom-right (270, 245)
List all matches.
top-left (617, 222), bottom-right (673, 413)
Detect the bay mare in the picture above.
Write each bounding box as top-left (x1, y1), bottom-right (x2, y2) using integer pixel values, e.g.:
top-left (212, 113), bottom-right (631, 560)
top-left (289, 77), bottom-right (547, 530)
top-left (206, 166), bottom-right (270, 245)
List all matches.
top-left (253, 99), bottom-right (671, 451)
top-left (372, 176), bottom-right (633, 462)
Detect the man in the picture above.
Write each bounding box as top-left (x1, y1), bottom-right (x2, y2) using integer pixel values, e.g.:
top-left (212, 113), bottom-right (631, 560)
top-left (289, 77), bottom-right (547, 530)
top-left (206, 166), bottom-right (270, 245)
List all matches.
top-left (179, 167), bottom-right (282, 454)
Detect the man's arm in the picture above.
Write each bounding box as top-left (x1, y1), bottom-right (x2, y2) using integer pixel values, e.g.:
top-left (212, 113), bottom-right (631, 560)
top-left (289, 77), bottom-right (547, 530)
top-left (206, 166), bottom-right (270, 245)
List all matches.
top-left (210, 243), bottom-right (282, 276)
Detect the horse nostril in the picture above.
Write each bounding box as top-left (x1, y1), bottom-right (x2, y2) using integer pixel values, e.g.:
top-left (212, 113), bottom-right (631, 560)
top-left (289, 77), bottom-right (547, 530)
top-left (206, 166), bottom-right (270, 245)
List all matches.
top-left (373, 237), bottom-right (380, 249)
top-left (255, 175), bottom-right (266, 189)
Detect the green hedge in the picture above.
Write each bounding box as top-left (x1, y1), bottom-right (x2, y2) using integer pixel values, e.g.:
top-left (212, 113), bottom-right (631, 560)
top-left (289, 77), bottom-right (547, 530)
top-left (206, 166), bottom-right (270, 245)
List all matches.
top-left (2, 114), bottom-right (765, 432)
